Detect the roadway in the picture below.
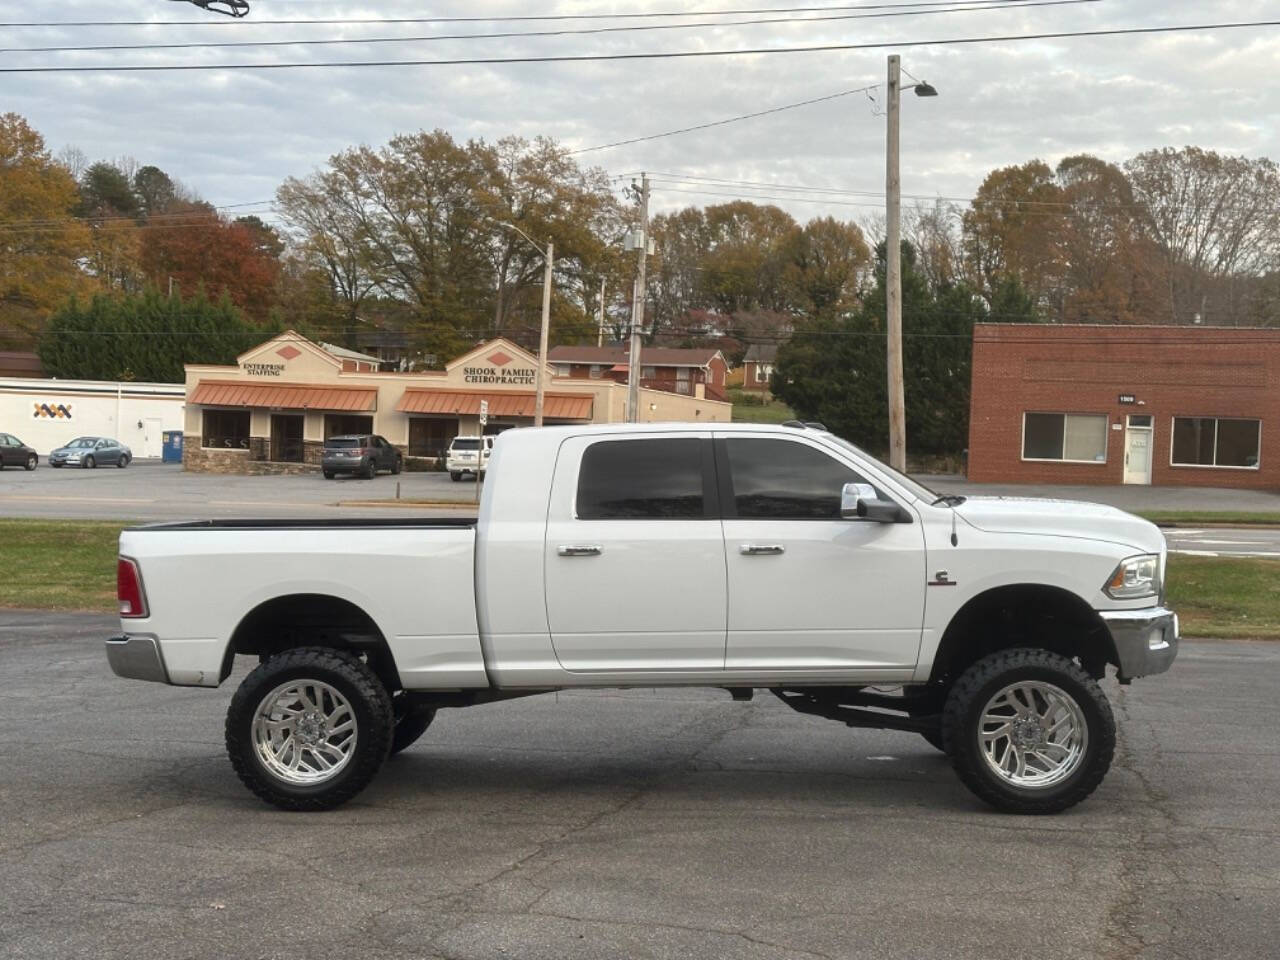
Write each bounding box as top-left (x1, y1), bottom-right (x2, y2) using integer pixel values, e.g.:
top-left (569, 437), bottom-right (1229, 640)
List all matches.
top-left (1, 612), bottom-right (1276, 960)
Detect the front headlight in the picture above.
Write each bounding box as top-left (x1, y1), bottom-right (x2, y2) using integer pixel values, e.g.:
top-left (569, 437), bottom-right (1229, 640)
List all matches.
top-left (1104, 554), bottom-right (1161, 600)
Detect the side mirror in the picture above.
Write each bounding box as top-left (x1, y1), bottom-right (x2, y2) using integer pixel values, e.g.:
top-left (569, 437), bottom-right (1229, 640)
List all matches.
top-left (841, 482), bottom-right (907, 523)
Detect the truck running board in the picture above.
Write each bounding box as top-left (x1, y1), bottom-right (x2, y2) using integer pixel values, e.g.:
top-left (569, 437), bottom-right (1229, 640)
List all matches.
top-left (771, 688), bottom-right (940, 734)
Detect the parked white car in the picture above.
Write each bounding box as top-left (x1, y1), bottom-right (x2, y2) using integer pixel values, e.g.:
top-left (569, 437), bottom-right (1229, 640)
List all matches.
top-left (106, 422), bottom-right (1177, 814)
top-left (445, 434), bottom-right (493, 481)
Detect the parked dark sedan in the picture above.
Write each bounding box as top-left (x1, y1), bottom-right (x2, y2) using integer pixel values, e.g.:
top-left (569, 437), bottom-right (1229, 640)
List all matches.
top-left (0, 433), bottom-right (39, 470)
top-left (321, 434), bottom-right (402, 479)
top-left (48, 436), bottom-right (132, 469)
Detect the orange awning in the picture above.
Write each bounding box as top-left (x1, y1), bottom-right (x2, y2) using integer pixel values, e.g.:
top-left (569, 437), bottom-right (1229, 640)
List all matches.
top-left (189, 380), bottom-right (376, 412)
top-left (397, 388), bottom-right (592, 420)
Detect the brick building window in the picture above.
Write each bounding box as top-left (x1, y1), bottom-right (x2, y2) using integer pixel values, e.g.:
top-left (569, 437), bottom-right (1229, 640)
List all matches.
top-left (1171, 417), bottom-right (1260, 469)
top-left (1022, 413), bottom-right (1108, 463)
top-left (202, 409), bottom-right (250, 449)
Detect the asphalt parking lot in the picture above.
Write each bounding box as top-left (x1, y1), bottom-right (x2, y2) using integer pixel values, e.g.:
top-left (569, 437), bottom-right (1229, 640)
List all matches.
top-left (1, 612), bottom-right (1276, 960)
top-left (0, 460), bottom-right (476, 521)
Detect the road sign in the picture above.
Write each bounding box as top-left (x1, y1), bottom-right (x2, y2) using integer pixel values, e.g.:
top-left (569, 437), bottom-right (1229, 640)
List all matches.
top-left (479, 399), bottom-right (489, 425)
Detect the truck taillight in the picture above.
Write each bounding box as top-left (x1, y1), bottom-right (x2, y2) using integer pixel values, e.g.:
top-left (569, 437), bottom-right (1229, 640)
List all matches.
top-left (117, 557), bottom-right (148, 618)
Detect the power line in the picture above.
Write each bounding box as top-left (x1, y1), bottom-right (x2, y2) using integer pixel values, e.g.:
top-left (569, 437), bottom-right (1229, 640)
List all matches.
top-left (570, 84), bottom-right (883, 155)
top-left (647, 173), bottom-right (1163, 215)
top-left (5, 20), bottom-right (1277, 73)
top-left (1, 1), bottom-right (1091, 55)
top-left (0, 0), bottom-right (1069, 28)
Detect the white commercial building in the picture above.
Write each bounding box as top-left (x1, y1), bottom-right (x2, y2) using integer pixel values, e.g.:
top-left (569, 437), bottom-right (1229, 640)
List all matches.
top-left (0, 377), bottom-right (185, 458)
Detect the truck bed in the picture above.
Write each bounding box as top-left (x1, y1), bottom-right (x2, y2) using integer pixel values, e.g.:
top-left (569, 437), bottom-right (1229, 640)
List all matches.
top-left (119, 519), bottom-right (485, 688)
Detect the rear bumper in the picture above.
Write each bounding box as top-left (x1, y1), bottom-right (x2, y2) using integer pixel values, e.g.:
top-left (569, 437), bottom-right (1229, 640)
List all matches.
top-left (1099, 606), bottom-right (1179, 680)
top-left (321, 457), bottom-right (369, 474)
top-left (105, 635), bottom-right (170, 684)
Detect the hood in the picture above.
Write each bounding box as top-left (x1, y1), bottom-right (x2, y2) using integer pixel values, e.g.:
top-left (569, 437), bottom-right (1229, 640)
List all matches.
top-left (954, 496), bottom-right (1165, 553)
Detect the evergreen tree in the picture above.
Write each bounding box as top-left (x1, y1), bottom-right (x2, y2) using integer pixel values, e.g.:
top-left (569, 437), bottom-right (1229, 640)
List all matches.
top-left (773, 242), bottom-right (989, 456)
top-left (39, 289), bottom-right (277, 383)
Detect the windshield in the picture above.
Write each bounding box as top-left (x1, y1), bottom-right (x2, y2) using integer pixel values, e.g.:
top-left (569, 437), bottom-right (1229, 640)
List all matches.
top-left (67, 438), bottom-right (97, 448)
top-left (823, 434), bottom-right (938, 503)
top-left (451, 438), bottom-right (480, 450)
top-left (326, 438), bottom-right (363, 449)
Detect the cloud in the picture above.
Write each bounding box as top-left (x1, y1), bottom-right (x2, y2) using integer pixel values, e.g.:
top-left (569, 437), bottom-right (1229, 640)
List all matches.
top-left (6, 0), bottom-right (1279, 225)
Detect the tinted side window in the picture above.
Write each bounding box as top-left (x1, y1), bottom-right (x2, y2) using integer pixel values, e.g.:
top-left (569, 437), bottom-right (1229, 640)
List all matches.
top-left (725, 438), bottom-right (870, 519)
top-left (577, 438), bottom-right (706, 520)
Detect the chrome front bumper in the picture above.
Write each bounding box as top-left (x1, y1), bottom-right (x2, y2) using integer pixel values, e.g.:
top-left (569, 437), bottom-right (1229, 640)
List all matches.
top-left (105, 635), bottom-right (170, 684)
top-left (1099, 606), bottom-right (1179, 681)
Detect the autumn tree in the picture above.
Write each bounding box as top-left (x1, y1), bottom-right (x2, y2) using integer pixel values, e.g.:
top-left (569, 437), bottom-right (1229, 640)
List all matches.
top-left (1126, 146), bottom-right (1280, 324)
top-left (961, 160), bottom-right (1066, 313)
top-left (276, 129), bottom-right (624, 351)
top-left (139, 202), bottom-right (282, 322)
top-left (0, 113), bottom-right (91, 347)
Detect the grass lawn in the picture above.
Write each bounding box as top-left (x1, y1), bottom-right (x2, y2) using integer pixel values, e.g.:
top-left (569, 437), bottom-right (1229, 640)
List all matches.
top-left (1137, 510), bottom-right (1280, 527)
top-left (1165, 555), bottom-right (1280, 639)
top-left (731, 399), bottom-right (796, 424)
top-left (0, 520), bottom-right (1275, 640)
top-left (0, 519), bottom-right (123, 613)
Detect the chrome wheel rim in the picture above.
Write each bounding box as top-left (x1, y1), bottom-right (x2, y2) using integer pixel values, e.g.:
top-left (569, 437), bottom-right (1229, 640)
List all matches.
top-left (978, 681), bottom-right (1087, 790)
top-left (252, 679), bottom-right (357, 785)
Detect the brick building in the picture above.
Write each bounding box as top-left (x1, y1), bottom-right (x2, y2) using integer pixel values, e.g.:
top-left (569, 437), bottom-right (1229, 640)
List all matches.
top-left (548, 345), bottom-right (729, 401)
top-left (968, 323), bottom-right (1279, 489)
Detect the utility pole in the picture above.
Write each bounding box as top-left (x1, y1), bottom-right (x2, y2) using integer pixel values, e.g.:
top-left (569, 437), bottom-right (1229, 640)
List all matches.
top-left (596, 277), bottom-right (607, 347)
top-left (534, 240), bottom-right (554, 427)
top-left (885, 55), bottom-right (907, 473)
top-left (626, 174), bottom-right (650, 423)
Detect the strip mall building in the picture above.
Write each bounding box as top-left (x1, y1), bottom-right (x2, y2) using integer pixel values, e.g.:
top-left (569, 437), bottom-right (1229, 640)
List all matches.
top-left (969, 324), bottom-right (1280, 489)
top-left (184, 332), bottom-right (731, 473)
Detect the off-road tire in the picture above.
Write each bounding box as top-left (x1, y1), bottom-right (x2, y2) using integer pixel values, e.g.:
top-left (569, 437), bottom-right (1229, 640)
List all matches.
top-left (388, 694), bottom-right (436, 756)
top-left (25, 455), bottom-right (37, 471)
top-left (942, 648), bottom-right (1115, 815)
top-left (225, 647), bottom-right (394, 811)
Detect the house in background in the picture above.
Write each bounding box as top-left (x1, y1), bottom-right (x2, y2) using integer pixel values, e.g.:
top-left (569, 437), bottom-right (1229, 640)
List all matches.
top-left (548, 344), bottom-right (729, 401)
top-left (740, 344), bottom-right (778, 395)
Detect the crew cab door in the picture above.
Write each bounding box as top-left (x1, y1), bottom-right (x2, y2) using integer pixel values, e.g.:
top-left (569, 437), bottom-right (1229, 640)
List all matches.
top-left (715, 433), bottom-right (926, 673)
top-left (543, 433), bottom-right (726, 672)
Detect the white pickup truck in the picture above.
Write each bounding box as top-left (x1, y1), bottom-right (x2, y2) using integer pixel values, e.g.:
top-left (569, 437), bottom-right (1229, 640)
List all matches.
top-left (106, 423), bottom-right (1177, 814)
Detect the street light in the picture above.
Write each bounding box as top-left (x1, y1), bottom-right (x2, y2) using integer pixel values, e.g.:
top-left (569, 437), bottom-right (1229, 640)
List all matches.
top-left (499, 222), bottom-right (554, 427)
top-left (885, 55), bottom-right (938, 472)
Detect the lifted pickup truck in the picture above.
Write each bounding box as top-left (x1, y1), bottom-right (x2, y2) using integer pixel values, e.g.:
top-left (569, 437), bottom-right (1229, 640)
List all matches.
top-left (107, 423), bottom-right (1177, 813)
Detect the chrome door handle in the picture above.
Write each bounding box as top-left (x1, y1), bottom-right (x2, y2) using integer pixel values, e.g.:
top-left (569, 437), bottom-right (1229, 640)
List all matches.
top-left (557, 544), bottom-right (603, 557)
top-left (739, 543), bottom-right (785, 556)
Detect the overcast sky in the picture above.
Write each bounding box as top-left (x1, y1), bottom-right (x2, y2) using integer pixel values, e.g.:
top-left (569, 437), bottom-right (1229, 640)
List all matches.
top-left (4, 0), bottom-right (1279, 228)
